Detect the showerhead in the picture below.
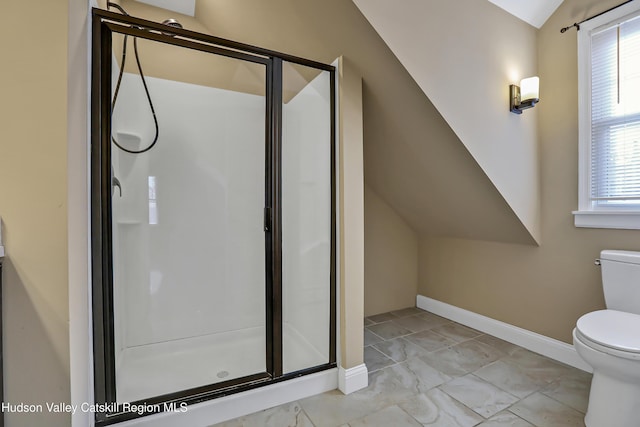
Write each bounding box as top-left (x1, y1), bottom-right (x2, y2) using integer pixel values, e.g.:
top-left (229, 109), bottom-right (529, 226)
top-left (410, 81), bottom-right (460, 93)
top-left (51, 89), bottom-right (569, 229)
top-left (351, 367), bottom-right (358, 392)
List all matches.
top-left (161, 18), bottom-right (183, 36)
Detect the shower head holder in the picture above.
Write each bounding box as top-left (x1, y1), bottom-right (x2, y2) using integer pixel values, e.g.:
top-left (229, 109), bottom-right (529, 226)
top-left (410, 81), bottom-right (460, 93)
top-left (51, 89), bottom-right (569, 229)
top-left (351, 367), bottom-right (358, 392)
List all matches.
top-left (161, 19), bottom-right (183, 36)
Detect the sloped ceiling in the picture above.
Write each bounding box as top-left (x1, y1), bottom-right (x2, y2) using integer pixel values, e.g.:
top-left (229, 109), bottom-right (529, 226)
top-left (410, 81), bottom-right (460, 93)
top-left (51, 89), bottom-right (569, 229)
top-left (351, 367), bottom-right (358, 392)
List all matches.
top-left (487, 0), bottom-right (564, 28)
top-left (353, 0), bottom-right (542, 243)
top-left (134, 0), bottom-right (564, 28)
top-left (120, 0), bottom-right (538, 244)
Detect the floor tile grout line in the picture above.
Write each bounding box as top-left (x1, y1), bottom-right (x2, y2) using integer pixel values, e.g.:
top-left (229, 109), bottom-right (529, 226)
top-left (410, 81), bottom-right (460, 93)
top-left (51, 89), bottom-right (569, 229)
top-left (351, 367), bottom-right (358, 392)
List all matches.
top-left (403, 330), bottom-right (485, 354)
top-left (395, 402), bottom-right (425, 427)
top-left (365, 346), bottom-right (402, 372)
top-left (366, 356), bottom-right (402, 373)
top-left (502, 390), bottom-right (588, 426)
top-left (467, 372), bottom-right (522, 401)
top-left (380, 320), bottom-right (460, 346)
top-left (298, 405), bottom-right (317, 427)
top-left (366, 320), bottom-right (412, 335)
top-left (424, 326), bottom-right (470, 344)
top-left (364, 328), bottom-right (387, 342)
top-left (434, 383), bottom-right (492, 422)
top-left (536, 388), bottom-right (588, 415)
top-left (370, 341), bottom-right (408, 365)
top-left (504, 407), bottom-right (539, 427)
top-left (373, 340), bottom-right (456, 364)
top-left (366, 345), bottom-right (393, 359)
top-left (470, 363), bottom-right (544, 402)
top-left (505, 401), bottom-right (545, 427)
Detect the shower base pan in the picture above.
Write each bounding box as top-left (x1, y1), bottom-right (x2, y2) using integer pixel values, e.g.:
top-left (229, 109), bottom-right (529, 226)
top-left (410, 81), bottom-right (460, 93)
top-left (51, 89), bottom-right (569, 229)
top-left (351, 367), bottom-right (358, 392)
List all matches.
top-left (116, 325), bottom-right (326, 403)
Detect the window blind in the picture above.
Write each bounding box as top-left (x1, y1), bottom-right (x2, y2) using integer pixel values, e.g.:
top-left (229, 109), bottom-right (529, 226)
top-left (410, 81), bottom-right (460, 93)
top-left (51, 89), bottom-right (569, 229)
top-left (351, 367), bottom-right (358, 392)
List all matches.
top-left (590, 13), bottom-right (640, 205)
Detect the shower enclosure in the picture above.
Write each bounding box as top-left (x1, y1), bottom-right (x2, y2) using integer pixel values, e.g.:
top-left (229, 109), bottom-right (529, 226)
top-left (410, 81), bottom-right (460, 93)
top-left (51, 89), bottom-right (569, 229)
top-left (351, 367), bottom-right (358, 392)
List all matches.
top-left (91, 9), bottom-right (335, 425)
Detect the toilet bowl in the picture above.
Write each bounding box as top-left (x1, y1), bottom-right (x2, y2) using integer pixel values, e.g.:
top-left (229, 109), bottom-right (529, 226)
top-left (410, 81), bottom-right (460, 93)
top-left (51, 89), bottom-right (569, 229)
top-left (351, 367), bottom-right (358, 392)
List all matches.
top-left (574, 310), bottom-right (640, 426)
top-left (573, 250), bottom-right (640, 427)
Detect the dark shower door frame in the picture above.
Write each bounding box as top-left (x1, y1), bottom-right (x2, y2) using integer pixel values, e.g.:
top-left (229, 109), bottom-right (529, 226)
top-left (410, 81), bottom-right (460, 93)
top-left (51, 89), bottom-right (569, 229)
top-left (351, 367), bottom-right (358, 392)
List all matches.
top-left (91, 9), bottom-right (336, 426)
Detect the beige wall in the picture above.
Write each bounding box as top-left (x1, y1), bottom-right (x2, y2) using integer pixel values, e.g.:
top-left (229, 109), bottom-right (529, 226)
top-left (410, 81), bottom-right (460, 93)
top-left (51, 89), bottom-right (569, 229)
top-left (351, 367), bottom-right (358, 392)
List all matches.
top-left (420, 0), bottom-right (640, 344)
top-left (365, 185), bottom-right (417, 316)
top-left (338, 57), bottom-right (365, 369)
top-left (68, 0), bottom-right (91, 425)
top-left (0, 1), bottom-right (71, 426)
top-left (354, 0), bottom-right (541, 243)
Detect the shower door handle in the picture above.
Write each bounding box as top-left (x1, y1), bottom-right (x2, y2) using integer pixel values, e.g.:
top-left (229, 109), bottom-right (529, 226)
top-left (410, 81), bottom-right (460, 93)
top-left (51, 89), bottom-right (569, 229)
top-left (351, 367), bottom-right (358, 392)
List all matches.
top-left (112, 176), bottom-right (122, 197)
top-left (264, 207), bottom-right (271, 232)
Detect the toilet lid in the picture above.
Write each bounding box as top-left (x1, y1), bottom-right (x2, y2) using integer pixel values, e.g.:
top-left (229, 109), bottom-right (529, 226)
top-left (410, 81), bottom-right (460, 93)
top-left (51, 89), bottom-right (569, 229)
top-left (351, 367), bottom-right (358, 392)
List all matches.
top-left (576, 310), bottom-right (640, 353)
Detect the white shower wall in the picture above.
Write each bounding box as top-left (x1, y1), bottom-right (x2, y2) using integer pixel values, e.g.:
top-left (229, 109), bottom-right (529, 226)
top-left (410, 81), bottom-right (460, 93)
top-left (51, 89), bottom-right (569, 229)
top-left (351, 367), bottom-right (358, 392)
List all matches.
top-left (111, 73), bottom-right (267, 351)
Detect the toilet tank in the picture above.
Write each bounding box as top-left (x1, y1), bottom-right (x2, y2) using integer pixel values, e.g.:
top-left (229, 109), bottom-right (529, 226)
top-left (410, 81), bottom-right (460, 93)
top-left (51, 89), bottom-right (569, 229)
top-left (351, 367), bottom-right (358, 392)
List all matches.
top-left (601, 250), bottom-right (640, 315)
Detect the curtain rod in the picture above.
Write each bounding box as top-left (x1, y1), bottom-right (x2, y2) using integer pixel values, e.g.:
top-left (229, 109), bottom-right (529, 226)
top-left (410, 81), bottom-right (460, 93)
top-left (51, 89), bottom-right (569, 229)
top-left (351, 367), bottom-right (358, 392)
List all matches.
top-left (560, 0), bottom-right (636, 33)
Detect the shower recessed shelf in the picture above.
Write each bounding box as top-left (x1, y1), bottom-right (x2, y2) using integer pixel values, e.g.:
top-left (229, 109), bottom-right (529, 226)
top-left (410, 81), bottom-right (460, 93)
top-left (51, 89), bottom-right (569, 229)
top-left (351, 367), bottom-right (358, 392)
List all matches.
top-left (115, 131), bottom-right (142, 147)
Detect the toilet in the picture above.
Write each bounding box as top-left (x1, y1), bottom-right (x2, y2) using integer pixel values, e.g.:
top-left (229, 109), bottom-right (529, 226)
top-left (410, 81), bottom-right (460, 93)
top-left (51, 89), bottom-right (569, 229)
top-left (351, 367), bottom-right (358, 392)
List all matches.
top-left (573, 250), bottom-right (640, 427)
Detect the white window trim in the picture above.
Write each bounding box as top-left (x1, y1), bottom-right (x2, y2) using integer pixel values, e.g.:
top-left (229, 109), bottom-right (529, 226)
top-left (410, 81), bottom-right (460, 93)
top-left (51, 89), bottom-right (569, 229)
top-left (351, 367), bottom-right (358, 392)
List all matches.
top-left (574, 0), bottom-right (640, 230)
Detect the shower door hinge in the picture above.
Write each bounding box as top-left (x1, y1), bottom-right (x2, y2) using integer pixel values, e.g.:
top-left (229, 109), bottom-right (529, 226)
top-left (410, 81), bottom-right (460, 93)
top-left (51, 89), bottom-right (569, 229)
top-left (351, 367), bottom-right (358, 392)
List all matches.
top-left (264, 207), bottom-right (272, 232)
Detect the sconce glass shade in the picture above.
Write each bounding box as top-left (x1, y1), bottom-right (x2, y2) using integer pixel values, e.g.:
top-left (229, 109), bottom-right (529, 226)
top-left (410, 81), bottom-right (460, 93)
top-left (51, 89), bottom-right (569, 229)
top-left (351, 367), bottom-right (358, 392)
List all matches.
top-left (520, 76), bottom-right (539, 101)
top-left (510, 76), bottom-right (540, 114)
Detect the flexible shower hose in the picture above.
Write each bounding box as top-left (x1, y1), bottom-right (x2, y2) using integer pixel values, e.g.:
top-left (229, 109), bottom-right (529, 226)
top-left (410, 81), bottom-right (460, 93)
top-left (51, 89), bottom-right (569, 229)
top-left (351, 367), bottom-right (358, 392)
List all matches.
top-left (107, 2), bottom-right (159, 154)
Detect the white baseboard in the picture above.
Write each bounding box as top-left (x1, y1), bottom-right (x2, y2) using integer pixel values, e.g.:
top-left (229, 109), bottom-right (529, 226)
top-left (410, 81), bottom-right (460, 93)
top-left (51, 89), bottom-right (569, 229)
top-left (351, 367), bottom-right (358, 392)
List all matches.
top-left (119, 368), bottom-right (338, 427)
top-left (338, 363), bottom-right (368, 394)
top-left (416, 295), bottom-right (592, 373)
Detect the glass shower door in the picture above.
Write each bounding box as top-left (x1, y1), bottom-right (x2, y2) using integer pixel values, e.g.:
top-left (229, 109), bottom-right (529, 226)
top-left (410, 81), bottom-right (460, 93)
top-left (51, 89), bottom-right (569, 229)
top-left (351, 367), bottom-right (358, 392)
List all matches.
top-left (93, 12), bottom-right (336, 423)
top-left (109, 35), bottom-right (269, 403)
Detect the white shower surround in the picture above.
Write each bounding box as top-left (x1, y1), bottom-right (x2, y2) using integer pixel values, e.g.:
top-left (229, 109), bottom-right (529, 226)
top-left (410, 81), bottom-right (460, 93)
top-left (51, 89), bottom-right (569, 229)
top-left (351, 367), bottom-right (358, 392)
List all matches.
top-left (111, 66), bottom-right (332, 402)
top-left (113, 73), bottom-right (266, 348)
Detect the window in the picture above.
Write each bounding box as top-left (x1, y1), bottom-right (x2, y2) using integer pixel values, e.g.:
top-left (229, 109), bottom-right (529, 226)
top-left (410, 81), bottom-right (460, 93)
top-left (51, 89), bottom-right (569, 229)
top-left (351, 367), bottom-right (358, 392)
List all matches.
top-left (575, 2), bottom-right (640, 229)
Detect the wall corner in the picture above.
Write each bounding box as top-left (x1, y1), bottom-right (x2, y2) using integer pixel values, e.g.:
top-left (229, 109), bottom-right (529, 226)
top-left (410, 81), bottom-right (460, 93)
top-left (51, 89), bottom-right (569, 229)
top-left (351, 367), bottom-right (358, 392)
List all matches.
top-left (337, 56), bottom-right (365, 370)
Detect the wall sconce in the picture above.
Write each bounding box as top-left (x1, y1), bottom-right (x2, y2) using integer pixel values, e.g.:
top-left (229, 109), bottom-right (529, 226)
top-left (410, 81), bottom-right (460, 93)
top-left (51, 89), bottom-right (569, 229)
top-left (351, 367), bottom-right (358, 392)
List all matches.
top-left (510, 76), bottom-right (539, 114)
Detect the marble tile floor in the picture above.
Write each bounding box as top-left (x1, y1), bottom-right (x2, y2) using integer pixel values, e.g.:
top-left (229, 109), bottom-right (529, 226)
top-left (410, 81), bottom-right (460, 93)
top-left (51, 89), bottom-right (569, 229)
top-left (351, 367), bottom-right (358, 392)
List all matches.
top-left (213, 307), bottom-right (591, 427)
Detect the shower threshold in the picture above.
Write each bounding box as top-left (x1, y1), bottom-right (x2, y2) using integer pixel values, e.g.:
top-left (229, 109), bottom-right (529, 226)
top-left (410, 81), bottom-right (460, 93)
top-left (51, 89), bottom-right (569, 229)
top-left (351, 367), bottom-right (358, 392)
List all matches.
top-left (116, 324), bottom-right (326, 403)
